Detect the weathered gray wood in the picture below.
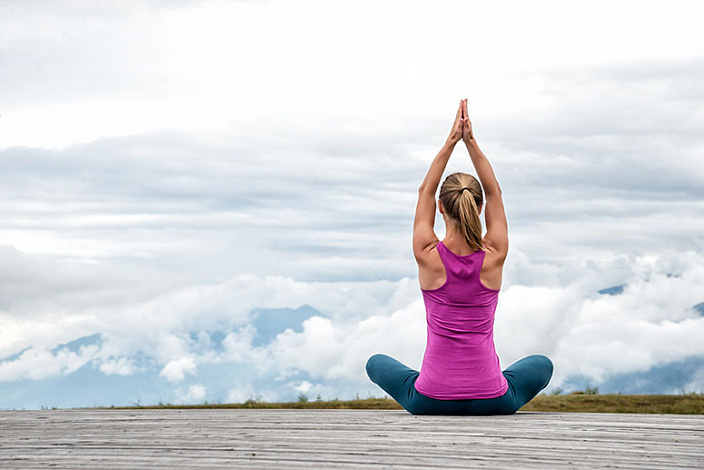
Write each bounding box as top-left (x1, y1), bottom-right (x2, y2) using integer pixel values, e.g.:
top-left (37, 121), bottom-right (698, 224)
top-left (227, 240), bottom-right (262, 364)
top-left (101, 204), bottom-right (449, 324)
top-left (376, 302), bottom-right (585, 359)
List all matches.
top-left (0, 410), bottom-right (702, 469)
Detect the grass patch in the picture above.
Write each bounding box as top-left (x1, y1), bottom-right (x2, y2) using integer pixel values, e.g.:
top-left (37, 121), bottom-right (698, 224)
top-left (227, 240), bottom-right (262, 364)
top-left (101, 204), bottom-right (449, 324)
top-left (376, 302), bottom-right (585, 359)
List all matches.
top-left (102, 397), bottom-right (403, 411)
top-left (97, 394), bottom-right (704, 414)
top-left (521, 393), bottom-right (704, 414)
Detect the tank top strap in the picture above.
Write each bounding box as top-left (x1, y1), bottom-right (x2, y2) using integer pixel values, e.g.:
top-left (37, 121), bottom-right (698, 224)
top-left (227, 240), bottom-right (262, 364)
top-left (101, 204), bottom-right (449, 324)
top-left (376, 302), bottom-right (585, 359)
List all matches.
top-left (435, 241), bottom-right (454, 275)
top-left (435, 240), bottom-right (449, 262)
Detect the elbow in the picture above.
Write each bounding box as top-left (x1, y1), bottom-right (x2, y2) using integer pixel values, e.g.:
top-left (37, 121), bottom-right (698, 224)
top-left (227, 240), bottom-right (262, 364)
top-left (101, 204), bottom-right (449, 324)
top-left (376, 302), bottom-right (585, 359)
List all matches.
top-left (485, 182), bottom-right (502, 198)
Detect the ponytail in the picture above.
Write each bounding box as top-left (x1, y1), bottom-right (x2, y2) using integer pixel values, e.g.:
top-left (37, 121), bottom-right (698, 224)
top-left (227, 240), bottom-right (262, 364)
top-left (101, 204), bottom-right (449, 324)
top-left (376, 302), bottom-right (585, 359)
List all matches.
top-left (439, 173), bottom-right (484, 251)
top-left (457, 190), bottom-right (483, 251)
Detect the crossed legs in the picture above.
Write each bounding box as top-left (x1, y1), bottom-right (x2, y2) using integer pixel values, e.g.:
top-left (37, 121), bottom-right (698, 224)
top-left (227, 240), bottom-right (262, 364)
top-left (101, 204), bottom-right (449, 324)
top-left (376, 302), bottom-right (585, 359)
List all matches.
top-left (366, 354), bottom-right (553, 415)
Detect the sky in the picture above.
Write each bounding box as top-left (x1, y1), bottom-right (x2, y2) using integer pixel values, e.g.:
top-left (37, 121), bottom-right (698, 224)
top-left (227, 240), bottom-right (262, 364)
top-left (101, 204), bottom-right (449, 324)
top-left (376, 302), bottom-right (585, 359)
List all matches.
top-left (1, 0), bottom-right (703, 409)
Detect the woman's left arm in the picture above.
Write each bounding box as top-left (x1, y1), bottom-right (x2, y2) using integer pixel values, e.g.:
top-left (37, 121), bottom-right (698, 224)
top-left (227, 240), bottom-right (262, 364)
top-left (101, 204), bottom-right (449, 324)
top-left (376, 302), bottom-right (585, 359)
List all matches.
top-left (413, 101), bottom-right (465, 261)
top-left (461, 100), bottom-right (508, 261)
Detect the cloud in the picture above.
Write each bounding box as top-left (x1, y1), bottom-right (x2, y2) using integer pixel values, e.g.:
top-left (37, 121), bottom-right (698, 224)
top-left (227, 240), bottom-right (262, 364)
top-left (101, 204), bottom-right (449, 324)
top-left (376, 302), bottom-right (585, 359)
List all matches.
top-left (0, 344), bottom-right (99, 382)
top-left (270, 303), bottom-right (426, 382)
top-left (292, 380), bottom-right (313, 395)
top-left (497, 250), bottom-right (704, 386)
top-left (1, 247), bottom-right (703, 406)
top-left (159, 356), bottom-right (196, 383)
top-left (0, 130), bottom-right (422, 283)
top-left (99, 357), bottom-right (137, 376)
top-left (3, 1), bottom-right (703, 150)
top-left (242, 249), bottom-right (704, 392)
top-left (1, 1), bottom-right (703, 407)
top-left (177, 384), bottom-right (206, 403)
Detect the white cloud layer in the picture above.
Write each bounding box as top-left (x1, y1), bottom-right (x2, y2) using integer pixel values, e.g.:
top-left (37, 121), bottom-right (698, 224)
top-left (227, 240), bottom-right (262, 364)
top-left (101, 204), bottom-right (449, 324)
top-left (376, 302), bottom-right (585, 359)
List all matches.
top-left (0, 1), bottom-right (703, 406)
top-left (1, 248), bottom-right (702, 400)
top-left (0, 344), bottom-right (99, 382)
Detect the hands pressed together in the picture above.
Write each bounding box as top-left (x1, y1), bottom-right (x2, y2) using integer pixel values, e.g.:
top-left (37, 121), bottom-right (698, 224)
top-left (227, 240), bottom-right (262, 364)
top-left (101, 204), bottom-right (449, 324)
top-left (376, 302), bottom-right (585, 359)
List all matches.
top-left (448, 99), bottom-right (474, 145)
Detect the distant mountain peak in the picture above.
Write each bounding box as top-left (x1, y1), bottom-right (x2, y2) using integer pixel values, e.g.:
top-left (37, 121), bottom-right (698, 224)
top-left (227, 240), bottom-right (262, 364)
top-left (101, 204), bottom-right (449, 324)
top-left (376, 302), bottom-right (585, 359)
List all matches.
top-left (692, 302), bottom-right (704, 316)
top-left (598, 285), bottom-right (625, 296)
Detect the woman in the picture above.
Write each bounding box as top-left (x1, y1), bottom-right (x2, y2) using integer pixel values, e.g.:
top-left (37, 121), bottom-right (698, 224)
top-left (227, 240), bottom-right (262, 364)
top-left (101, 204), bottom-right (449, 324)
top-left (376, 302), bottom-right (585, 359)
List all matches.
top-left (366, 100), bottom-right (553, 415)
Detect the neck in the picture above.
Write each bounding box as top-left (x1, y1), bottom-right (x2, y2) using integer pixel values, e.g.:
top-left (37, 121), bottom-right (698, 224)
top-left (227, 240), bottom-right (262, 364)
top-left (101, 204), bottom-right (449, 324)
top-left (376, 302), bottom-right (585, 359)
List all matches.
top-left (443, 222), bottom-right (473, 254)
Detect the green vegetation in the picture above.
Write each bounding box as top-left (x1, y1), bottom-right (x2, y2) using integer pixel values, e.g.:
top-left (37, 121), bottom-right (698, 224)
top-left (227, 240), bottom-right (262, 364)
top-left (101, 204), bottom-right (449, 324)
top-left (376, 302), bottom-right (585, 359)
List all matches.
top-left (97, 393), bottom-right (704, 414)
top-left (521, 393), bottom-right (704, 414)
top-left (102, 397), bottom-right (402, 411)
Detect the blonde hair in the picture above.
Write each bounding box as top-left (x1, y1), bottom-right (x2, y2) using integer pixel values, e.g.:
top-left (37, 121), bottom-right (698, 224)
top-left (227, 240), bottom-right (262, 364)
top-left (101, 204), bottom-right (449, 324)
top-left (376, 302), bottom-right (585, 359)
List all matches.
top-left (439, 172), bottom-right (484, 251)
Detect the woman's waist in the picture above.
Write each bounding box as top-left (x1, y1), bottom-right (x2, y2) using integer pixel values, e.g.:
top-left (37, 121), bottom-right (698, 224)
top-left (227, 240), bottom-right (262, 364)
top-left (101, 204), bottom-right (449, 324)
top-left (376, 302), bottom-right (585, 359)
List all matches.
top-left (425, 321), bottom-right (496, 340)
top-left (415, 358), bottom-right (508, 399)
top-left (421, 345), bottom-right (500, 366)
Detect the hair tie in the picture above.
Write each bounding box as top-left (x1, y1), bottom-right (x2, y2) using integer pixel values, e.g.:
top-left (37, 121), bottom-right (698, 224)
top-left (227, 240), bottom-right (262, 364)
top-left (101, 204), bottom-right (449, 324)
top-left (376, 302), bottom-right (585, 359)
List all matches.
top-left (460, 187), bottom-right (470, 193)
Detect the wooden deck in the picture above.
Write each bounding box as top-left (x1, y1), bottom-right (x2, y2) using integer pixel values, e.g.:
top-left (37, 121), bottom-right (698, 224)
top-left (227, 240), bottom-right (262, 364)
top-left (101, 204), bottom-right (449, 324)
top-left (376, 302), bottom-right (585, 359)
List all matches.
top-left (0, 409), bottom-right (702, 468)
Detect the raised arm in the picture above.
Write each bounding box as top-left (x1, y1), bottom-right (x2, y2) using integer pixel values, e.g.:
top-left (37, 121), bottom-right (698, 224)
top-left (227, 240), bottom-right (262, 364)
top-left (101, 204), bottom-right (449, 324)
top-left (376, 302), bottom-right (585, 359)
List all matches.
top-left (461, 100), bottom-right (508, 260)
top-left (412, 101), bottom-right (465, 260)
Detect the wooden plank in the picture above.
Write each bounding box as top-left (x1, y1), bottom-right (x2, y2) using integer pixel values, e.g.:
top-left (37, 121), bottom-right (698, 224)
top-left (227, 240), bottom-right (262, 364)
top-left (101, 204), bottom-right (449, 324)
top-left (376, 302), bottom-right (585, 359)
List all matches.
top-left (0, 410), bottom-right (702, 469)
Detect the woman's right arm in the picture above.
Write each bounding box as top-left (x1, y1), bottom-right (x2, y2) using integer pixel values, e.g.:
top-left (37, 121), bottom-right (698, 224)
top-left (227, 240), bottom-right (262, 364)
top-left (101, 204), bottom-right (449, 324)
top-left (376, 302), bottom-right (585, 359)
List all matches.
top-left (413, 101), bottom-right (465, 262)
top-left (462, 100), bottom-right (508, 260)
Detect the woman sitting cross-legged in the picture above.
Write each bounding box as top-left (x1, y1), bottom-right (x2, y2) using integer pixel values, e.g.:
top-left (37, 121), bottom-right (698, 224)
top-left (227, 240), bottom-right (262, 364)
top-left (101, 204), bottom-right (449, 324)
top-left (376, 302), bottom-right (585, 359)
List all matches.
top-left (366, 99), bottom-right (553, 415)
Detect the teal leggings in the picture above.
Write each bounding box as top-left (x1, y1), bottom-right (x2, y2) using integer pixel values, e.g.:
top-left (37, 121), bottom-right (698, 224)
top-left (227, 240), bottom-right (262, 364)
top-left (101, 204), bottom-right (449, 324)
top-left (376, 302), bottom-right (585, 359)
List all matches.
top-left (365, 354), bottom-right (553, 415)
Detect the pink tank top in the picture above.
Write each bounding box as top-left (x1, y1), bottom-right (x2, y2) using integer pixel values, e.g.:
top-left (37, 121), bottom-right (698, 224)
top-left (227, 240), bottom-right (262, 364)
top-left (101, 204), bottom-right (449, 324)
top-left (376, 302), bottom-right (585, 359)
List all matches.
top-left (414, 241), bottom-right (508, 400)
